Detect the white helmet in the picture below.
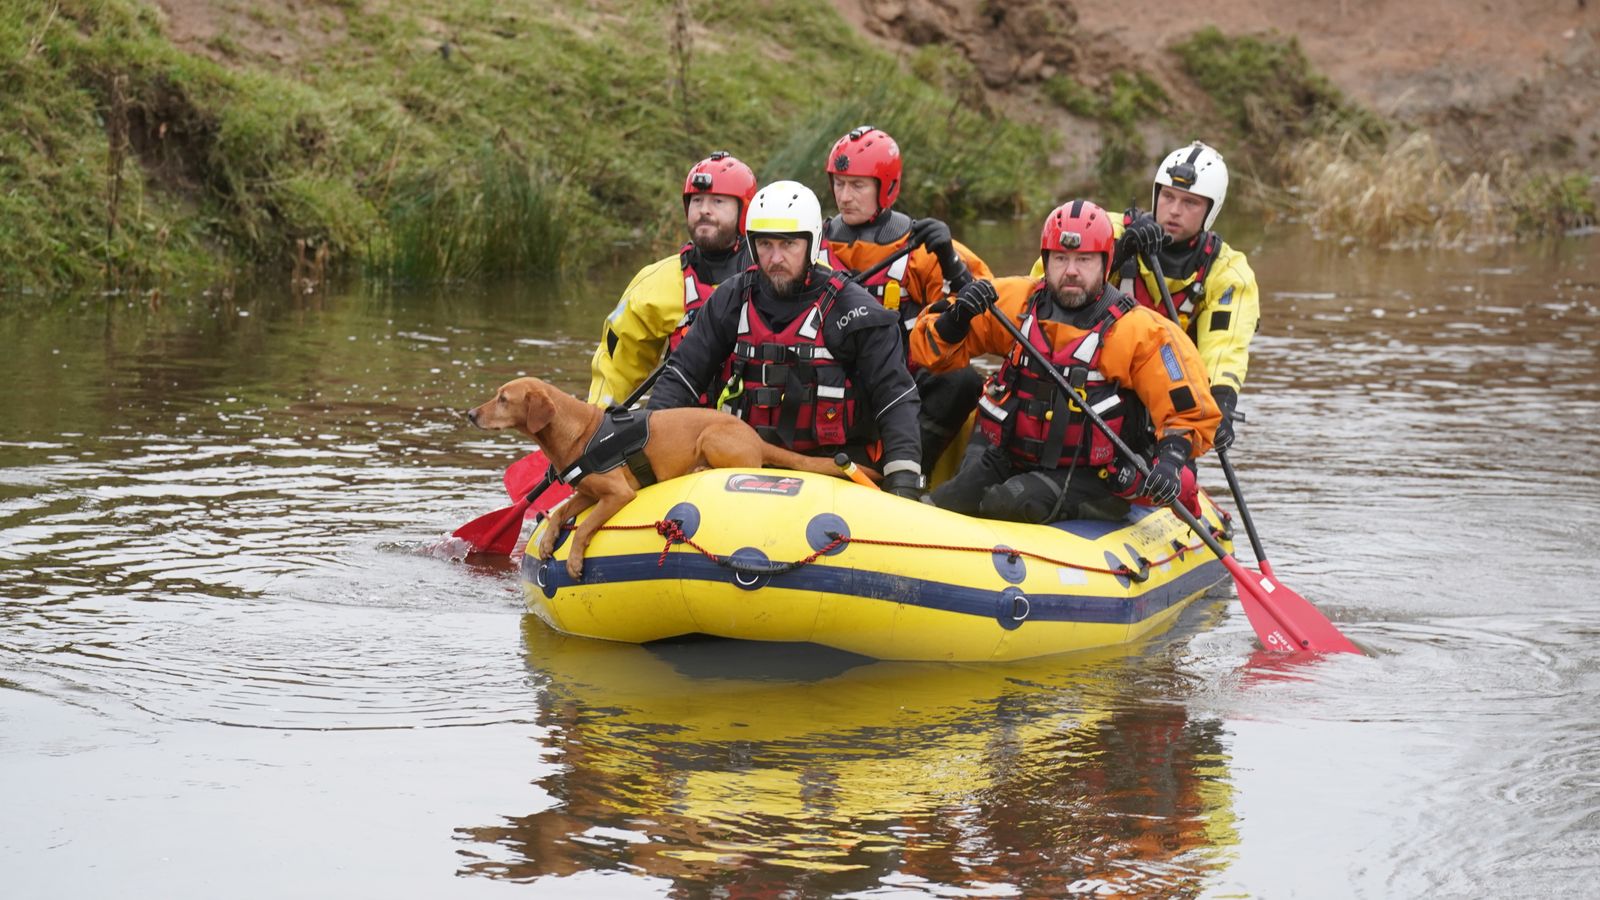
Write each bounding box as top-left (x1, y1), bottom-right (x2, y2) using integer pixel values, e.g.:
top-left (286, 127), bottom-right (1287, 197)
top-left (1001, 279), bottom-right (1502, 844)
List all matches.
top-left (1152, 141), bottom-right (1229, 231)
top-left (744, 180), bottom-right (825, 265)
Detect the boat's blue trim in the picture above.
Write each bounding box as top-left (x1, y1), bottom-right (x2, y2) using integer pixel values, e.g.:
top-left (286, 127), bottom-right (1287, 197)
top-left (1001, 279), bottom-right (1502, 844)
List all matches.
top-left (521, 549), bottom-right (1225, 627)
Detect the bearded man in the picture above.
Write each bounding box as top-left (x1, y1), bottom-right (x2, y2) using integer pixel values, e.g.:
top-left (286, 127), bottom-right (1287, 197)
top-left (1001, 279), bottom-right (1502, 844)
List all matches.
top-left (649, 181), bottom-right (925, 499)
top-left (909, 200), bottom-right (1219, 523)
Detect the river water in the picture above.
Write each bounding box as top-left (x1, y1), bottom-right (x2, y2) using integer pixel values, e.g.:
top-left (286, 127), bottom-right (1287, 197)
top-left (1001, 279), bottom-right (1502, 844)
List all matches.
top-left (3, 225), bottom-right (1598, 899)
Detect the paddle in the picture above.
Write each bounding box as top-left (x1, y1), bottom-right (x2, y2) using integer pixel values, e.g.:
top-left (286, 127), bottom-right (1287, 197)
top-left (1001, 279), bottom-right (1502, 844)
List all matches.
top-left (1142, 252), bottom-right (1276, 578)
top-left (980, 296), bottom-right (1359, 654)
top-left (453, 466), bottom-right (560, 555)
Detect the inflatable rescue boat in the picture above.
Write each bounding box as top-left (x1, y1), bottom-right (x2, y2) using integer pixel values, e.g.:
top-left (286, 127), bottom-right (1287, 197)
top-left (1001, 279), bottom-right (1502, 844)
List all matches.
top-left (520, 467), bottom-right (1232, 662)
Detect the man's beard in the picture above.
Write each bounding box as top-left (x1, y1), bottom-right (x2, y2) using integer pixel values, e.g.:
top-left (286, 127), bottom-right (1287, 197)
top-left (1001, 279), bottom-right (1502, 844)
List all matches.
top-left (690, 219), bottom-right (738, 254)
top-left (1048, 281), bottom-right (1093, 309)
top-left (761, 267), bottom-right (805, 299)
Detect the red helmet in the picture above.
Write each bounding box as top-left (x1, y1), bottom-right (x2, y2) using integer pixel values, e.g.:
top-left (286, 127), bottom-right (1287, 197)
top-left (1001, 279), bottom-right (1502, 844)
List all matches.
top-left (1040, 200), bottom-right (1116, 280)
top-left (825, 126), bottom-right (901, 214)
top-left (683, 151), bottom-right (758, 229)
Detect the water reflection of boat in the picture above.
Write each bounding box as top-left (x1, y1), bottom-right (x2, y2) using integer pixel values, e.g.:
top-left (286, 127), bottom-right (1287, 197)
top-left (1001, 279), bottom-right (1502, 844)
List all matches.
top-left (521, 468), bottom-right (1232, 661)
top-left (455, 615), bottom-right (1239, 895)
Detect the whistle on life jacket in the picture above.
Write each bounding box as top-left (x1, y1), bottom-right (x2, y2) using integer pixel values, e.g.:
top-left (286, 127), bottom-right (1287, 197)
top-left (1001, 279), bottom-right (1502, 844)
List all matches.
top-left (882, 280), bottom-right (901, 311)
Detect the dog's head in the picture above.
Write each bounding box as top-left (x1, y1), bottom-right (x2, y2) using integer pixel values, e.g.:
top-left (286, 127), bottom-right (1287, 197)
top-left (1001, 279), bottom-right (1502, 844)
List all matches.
top-left (466, 377), bottom-right (557, 436)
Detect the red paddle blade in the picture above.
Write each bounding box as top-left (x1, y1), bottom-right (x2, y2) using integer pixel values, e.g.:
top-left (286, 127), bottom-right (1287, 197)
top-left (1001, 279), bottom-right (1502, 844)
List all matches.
top-left (523, 480), bottom-right (572, 520)
top-left (1220, 556), bottom-right (1362, 654)
top-left (452, 499), bottom-right (531, 555)
top-left (503, 450), bottom-right (549, 500)
top-left (499, 448), bottom-right (570, 520)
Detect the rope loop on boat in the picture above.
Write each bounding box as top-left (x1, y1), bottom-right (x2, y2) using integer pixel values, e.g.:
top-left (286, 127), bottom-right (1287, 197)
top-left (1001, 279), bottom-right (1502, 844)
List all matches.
top-left (622, 518), bottom-right (847, 576)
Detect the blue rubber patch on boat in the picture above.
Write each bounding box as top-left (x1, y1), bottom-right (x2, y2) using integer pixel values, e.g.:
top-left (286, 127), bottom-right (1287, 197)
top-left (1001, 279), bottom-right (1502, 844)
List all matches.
top-left (1106, 550), bottom-right (1131, 589)
top-left (538, 558), bottom-right (558, 599)
top-left (991, 546), bottom-right (1027, 584)
top-left (997, 586), bottom-right (1030, 631)
top-left (728, 547), bottom-right (772, 591)
top-left (665, 502), bottom-right (700, 539)
top-left (806, 513), bottom-right (850, 557)
top-left (1125, 542), bottom-right (1152, 574)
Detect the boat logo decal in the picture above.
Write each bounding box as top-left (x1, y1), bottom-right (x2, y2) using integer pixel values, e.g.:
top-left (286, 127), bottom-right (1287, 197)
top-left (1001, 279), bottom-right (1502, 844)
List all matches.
top-left (724, 473), bottom-right (804, 496)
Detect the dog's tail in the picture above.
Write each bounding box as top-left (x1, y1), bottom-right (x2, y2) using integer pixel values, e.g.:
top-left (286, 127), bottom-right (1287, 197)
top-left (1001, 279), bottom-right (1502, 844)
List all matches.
top-left (759, 444), bottom-right (882, 482)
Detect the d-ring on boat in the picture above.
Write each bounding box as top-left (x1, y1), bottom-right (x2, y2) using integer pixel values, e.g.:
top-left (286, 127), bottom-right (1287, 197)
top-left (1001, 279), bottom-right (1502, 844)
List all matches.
top-left (521, 467), bottom-right (1233, 662)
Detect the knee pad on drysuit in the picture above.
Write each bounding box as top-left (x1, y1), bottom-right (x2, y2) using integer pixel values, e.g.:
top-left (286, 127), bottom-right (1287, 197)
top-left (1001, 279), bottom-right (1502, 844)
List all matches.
top-left (977, 471), bottom-right (1064, 524)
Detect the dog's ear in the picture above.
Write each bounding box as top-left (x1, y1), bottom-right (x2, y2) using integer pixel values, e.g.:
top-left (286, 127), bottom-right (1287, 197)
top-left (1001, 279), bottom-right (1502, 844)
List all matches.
top-left (522, 384), bottom-right (556, 435)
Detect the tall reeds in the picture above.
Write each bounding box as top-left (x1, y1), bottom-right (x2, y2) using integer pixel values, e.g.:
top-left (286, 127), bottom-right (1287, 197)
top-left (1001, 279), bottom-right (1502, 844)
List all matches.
top-left (1282, 130), bottom-right (1597, 248)
top-left (378, 143), bottom-right (570, 283)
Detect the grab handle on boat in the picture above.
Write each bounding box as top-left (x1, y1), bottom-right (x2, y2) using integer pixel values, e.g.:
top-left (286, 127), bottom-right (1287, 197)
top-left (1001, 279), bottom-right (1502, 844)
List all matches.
top-left (1123, 557), bottom-right (1151, 584)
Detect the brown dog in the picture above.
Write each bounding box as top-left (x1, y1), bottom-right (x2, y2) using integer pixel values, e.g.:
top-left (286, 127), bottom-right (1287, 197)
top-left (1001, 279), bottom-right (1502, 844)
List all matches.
top-left (467, 377), bottom-right (868, 579)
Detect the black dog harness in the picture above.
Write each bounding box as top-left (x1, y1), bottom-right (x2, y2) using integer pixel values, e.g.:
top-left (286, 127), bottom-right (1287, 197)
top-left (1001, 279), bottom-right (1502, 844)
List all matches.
top-left (556, 407), bottom-right (658, 489)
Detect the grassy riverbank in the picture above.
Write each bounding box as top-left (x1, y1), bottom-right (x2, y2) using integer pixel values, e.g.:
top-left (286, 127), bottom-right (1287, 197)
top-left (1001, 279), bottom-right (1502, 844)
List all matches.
top-left (0, 0), bottom-right (1055, 293)
top-left (3, 2), bottom-right (1594, 294)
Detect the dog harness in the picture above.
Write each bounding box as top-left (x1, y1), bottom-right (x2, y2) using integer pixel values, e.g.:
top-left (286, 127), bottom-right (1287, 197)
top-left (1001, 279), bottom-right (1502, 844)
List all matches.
top-left (557, 408), bottom-right (658, 488)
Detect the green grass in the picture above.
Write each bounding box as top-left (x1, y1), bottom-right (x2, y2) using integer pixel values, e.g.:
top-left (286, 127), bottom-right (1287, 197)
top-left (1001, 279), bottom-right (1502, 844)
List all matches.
top-left (759, 64), bottom-right (1053, 219)
top-left (4, 4), bottom-right (1589, 294)
top-left (1173, 27), bottom-right (1386, 153)
top-left (0, 0), bottom-right (1063, 293)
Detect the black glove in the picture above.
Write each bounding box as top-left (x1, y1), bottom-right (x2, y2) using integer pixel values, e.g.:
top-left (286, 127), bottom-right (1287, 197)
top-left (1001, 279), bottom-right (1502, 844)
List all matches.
top-left (1114, 211), bottom-right (1166, 271)
top-left (933, 279), bottom-right (998, 343)
top-left (1211, 385), bottom-right (1237, 452)
top-left (1141, 435), bottom-right (1192, 506)
top-left (910, 217), bottom-right (969, 288)
top-left (882, 468), bottom-right (925, 500)
top-left (910, 217), bottom-right (954, 260)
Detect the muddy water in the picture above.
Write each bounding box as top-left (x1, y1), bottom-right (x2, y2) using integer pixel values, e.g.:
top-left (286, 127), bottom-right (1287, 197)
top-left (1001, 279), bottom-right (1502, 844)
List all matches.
top-left (3, 226), bottom-right (1598, 899)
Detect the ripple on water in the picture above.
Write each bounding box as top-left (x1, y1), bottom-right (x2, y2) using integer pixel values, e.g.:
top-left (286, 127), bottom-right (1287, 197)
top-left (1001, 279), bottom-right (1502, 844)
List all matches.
top-left (4, 597), bottom-right (540, 732)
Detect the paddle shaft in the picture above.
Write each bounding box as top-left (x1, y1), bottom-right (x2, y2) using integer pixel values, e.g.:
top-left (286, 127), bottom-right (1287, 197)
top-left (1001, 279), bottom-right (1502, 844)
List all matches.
top-left (1143, 252), bottom-right (1273, 575)
top-left (1217, 448), bottom-right (1272, 577)
top-left (1128, 255), bottom-right (1359, 652)
top-left (1140, 249), bottom-right (1183, 323)
top-left (847, 241), bottom-right (915, 285)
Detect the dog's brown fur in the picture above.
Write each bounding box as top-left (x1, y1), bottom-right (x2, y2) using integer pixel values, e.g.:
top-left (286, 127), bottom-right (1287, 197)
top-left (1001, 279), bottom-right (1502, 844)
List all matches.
top-left (467, 377), bottom-right (870, 579)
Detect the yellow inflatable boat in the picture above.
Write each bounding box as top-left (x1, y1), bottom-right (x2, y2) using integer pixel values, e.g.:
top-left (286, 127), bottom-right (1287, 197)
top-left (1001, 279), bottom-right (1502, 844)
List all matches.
top-left (521, 468), bottom-right (1231, 661)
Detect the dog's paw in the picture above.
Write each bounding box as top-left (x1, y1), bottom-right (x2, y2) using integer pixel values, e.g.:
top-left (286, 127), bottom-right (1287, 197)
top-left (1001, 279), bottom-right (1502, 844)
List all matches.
top-left (564, 556), bottom-right (585, 580)
top-left (536, 531), bottom-right (559, 560)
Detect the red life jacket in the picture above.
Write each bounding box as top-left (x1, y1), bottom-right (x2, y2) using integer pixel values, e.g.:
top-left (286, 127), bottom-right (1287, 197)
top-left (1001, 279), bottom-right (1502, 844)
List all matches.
top-left (667, 242), bottom-right (722, 352)
top-left (1120, 232), bottom-right (1221, 332)
top-left (976, 287), bottom-right (1139, 469)
top-left (722, 273), bottom-right (862, 451)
